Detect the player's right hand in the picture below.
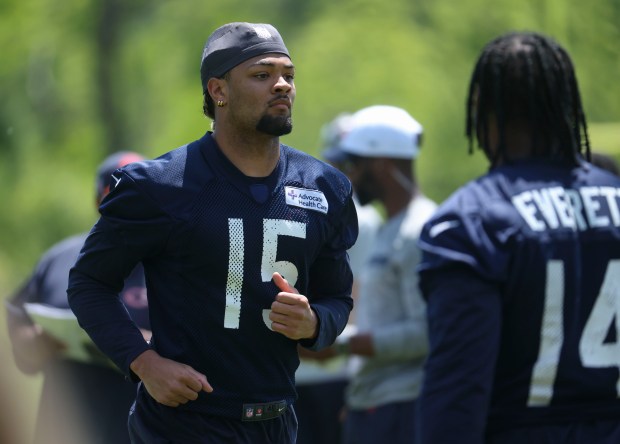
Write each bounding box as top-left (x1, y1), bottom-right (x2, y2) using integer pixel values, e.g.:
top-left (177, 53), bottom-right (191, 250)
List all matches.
top-left (130, 349), bottom-right (213, 407)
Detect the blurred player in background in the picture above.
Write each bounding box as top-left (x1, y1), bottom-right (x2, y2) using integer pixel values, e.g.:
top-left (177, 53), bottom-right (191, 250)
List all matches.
top-left (295, 113), bottom-right (382, 444)
top-left (329, 105), bottom-right (436, 444)
top-left (416, 31), bottom-right (620, 443)
top-left (320, 113), bottom-right (384, 296)
top-left (68, 22), bottom-right (358, 444)
top-left (5, 151), bottom-right (148, 444)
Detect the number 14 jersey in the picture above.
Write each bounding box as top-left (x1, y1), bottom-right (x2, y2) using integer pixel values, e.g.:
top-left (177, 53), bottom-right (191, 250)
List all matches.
top-left (418, 158), bottom-right (620, 434)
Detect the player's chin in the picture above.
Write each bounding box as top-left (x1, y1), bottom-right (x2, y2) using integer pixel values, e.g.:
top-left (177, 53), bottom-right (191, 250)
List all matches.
top-left (256, 115), bottom-right (293, 136)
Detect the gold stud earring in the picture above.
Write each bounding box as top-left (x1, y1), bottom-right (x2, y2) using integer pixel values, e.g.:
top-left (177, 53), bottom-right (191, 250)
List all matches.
top-left (217, 100), bottom-right (225, 107)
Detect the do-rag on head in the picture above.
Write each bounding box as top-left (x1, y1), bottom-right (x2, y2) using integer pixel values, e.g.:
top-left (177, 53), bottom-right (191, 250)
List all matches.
top-left (200, 22), bottom-right (290, 92)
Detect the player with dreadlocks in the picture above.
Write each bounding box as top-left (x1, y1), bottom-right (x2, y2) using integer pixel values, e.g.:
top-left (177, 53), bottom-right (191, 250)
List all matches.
top-left (415, 31), bottom-right (620, 443)
top-left (465, 31), bottom-right (590, 165)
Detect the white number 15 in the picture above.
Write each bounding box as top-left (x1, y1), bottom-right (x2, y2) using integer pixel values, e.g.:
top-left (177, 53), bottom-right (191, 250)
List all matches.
top-left (223, 218), bottom-right (306, 330)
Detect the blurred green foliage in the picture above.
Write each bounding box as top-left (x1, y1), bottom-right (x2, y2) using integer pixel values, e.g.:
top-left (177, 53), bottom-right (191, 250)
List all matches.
top-left (1, 0), bottom-right (620, 439)
top-left (2, 0), bottom-right (620, 289)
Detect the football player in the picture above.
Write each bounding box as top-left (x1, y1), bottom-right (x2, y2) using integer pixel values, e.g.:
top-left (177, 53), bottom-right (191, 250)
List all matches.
top-left (416, 31), bottom-right (620, 443)
top-left (68, 22), bottom-right (358, 444)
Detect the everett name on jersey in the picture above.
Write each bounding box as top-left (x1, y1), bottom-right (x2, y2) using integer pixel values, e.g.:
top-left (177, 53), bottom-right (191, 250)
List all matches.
top-left (418, 158), bottom-right (620, 433)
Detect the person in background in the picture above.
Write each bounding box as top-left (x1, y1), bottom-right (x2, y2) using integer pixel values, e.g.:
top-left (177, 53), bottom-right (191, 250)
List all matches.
top-left (67, 22), bottom-right (358, 444)
top-left (295, 113), bottom-right (382, 444)
top-left (328, 105), bottom-right (436, 444)
top-left (416, 31), bottom-right (620, 444)
top-left (321, 114), bottom-right (384, 295)
top-left (5, 151), bottom-right (148, 444)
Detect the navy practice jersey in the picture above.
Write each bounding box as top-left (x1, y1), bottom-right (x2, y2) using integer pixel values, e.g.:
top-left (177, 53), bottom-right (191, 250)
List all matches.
top-left (68, 132), bottom-right (358, 420)
top-left (416, 158), bottom-right (620, 442)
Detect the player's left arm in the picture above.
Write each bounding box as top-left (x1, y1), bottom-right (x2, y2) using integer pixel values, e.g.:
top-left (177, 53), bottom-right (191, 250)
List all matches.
top-left (416, 264), bottom-right (501, 444)
top-left (288, 178), bottom-right (358, 349)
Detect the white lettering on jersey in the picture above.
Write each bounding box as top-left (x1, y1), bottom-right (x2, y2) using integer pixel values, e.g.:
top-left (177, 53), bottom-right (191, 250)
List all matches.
top-left (224, 219), bottom-right (244, 329)
top-left (223, 218), bottom-right (308, 330)
top-left (528, 259), bottom-right (620, 406)
top-left (512, 186), bottom-right (620, 232)
top-left (285, 186), bottom-right (328, 214)
top-left (260, 219), bottom-right (306, 331)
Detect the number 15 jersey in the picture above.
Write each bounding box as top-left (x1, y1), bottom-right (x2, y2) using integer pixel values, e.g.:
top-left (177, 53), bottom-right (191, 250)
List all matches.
top-left (68, 132), bottom-right (358, 419)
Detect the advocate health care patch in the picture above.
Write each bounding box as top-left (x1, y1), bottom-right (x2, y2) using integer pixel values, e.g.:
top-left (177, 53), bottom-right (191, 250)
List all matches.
top-left (285, 186), bottom-right (328, 214)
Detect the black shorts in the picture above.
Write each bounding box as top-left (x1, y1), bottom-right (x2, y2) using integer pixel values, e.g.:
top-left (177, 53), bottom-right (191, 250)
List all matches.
top-left (128, 394), bottom-right (298, 444)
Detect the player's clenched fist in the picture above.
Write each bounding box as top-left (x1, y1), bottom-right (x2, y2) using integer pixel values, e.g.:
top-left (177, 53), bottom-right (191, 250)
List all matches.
top-left (130, 349), bottom-right (213, 407)
top-left (270, 272), bottom-right (318, 340)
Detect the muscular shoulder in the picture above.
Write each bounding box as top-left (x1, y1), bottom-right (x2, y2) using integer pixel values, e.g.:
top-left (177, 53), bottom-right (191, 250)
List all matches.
top-left (103, 140), bottom-right (211, 220)
top-left (419, 172), bottom-right (521, 280)
top-left (123, 141), bottom-right (209, 195)
top-left (431, 171), bottom-right (523, 233)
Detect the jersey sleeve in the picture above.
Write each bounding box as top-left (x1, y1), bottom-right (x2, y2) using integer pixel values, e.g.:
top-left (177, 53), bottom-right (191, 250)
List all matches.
top-left (418, 189), bottom-right (516, 283)
top-left (415, 265), bottom-right (502, 444)
top-left (302, 184), bottom-right (358, 350)
top-left (68, 171), bottom-right (172, 377)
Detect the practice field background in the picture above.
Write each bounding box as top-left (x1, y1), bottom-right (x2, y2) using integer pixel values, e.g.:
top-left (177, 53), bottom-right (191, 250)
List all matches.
top-left (1, 0), bottom-right (619, 442)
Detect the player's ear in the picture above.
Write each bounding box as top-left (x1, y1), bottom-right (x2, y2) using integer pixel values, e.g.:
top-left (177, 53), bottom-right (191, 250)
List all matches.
top-left (207, 77), bottom-right (227, 105)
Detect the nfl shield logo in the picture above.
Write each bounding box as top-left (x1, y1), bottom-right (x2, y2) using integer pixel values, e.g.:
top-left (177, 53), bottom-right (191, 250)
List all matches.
top-left (245, 408), bottom-right (254, 418)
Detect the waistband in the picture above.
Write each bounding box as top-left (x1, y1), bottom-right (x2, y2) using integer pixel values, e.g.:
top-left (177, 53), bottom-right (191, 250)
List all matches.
top-left (242, 400), bottom-right (287, 422)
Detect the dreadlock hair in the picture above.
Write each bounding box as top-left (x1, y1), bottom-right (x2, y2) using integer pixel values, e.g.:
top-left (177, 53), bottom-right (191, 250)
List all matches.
top-left (465, 31), bottom-right (590, 167)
